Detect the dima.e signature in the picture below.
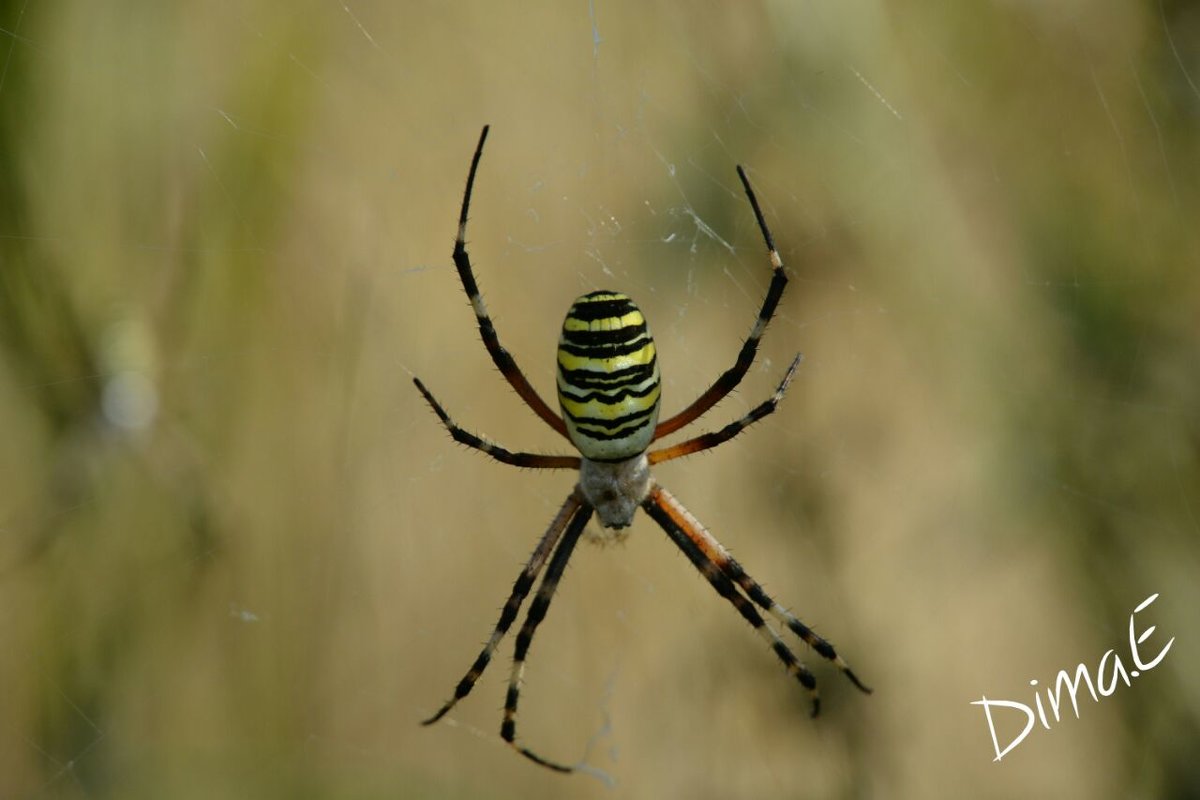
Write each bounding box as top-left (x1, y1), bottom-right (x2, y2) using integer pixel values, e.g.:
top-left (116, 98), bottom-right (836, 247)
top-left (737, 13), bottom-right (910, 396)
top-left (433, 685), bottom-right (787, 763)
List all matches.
top-left (971, 593), bottom-right (1174, 762)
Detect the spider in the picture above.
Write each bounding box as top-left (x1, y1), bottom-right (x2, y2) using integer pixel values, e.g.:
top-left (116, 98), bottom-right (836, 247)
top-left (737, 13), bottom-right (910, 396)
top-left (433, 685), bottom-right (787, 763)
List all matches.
top-left (416, 126), bottom-right (871, 773)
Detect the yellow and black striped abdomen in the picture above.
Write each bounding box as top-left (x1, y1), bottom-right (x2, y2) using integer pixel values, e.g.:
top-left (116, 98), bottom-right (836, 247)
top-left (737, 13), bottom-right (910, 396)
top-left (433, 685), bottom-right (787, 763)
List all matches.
top-left (557, 291), bottom-right (661, 462)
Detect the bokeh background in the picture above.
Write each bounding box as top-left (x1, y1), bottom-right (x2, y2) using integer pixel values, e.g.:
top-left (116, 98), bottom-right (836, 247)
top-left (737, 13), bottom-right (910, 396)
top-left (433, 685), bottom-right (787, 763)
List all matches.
top-left (1, 1), bottom-right (1198, 798)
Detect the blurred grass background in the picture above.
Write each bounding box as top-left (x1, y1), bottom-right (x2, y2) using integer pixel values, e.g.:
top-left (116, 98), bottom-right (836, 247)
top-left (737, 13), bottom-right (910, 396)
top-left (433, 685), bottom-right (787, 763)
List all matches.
top-left (1, 1), bottom-right (1198, 798)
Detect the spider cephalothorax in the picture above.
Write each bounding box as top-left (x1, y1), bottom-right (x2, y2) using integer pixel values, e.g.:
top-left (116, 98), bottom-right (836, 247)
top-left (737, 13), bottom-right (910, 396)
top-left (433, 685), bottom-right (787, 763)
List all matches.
top-left (415, 125), bottom-right (871, 773)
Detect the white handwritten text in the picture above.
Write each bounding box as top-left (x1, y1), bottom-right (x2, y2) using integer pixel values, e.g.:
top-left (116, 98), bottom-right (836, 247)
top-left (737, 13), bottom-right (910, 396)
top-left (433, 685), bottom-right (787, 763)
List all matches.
top-left (972, 593), bottom-right (1174, 762)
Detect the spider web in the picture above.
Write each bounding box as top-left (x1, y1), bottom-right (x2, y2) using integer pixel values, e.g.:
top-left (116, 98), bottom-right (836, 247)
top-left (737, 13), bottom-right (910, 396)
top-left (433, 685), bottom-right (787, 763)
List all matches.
top-left (1, 1), bottom-right (1198, 798)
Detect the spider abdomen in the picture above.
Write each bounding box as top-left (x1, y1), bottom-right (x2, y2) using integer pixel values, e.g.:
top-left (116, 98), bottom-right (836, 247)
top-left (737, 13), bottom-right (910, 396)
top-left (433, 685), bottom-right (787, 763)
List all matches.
top-left (556, 290), bottom-right (661, 462)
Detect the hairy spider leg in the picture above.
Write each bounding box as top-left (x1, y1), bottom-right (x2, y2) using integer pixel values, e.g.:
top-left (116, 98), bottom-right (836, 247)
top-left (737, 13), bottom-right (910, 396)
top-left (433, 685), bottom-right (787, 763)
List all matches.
top-left (501, 502), bottom-right (595, 772)
top-left (452, 125), bottom-right (570, 439)
top-left (649, 484), bottom-right (872, 696)
top-left (642, 485), bottom-right (824, 714)
top-left (649, 353), bottom-right (802, 465)
top-left (652, 165), bottom-right (788, 439)
top-left (421, 491), bottom-right (586, 726)
top-left (413, 376), bottom-right (580, 470)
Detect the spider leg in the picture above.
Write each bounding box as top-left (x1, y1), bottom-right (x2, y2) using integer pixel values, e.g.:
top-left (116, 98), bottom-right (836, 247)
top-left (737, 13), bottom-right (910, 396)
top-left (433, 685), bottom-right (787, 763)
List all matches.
top-left (653, 164), bottom-right (788, 440)
top-left (413, 377), bottom-right (581, 469)
top-left (422, 490), bottom-right (587, 726)
top-left (641, 483), bottom-right (822, 716)
top-left (649, 484), bottom-right (871, 695)
top-left (453, 125), bottom-right (570, 440)
top-left (648, 353), bottom-right (801, 465)
top-left (502, 502), bottom-right (594, 772)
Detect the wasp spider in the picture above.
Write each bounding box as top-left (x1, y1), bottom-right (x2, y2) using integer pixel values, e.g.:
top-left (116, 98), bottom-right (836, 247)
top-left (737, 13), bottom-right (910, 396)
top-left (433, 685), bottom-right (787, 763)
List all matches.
top-left (417, 126), bottom-right (871, 773)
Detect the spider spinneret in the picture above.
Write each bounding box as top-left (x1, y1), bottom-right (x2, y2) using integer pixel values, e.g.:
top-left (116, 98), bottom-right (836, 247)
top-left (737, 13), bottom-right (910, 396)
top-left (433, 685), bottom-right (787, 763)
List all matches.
top-left (415, 125), bottom-right (871, 774)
